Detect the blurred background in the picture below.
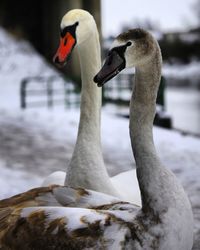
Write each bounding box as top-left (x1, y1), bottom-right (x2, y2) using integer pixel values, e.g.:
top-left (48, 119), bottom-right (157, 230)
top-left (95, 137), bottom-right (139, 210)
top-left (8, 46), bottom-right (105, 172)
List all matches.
top-left (0, 0), bottom-right (199, 133)
top-left (0, 1), bottom-right (199, 249)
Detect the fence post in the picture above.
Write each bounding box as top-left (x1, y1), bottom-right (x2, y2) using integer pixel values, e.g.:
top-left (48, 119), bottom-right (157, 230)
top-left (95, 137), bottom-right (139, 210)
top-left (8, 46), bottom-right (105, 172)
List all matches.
top-left (20, 79), bottom-right (27, 109)
top-left (157, 76), bottom-right (165, 110)
top-left (47, 79), bottom-right (53, 108)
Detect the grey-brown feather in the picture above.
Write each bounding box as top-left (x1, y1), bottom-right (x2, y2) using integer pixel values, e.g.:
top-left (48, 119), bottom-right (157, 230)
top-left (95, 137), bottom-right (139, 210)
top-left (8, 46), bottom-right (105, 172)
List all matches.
top-left (117, 28), bottom-right (148, 42)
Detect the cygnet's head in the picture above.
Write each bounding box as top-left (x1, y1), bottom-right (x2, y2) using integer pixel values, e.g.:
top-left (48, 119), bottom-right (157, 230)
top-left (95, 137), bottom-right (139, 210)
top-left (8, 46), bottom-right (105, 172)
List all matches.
top-left (53, 9), bottom-right (96, 67)
top-left (94, 28), bottom-right (159, 87)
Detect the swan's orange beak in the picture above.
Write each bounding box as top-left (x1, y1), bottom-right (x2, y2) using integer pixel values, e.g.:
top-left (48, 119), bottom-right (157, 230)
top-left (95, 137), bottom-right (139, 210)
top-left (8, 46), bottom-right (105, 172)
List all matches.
top-left (53, 32), bottom-right (76, 67)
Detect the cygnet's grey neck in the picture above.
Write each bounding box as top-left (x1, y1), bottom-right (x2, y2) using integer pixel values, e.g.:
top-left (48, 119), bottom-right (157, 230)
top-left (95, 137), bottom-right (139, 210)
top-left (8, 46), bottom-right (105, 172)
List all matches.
top-left (129, 46), bottom-right (173, 213)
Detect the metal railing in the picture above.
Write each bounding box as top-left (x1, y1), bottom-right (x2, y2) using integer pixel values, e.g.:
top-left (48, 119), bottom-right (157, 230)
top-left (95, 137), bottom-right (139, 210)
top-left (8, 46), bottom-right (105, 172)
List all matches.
top-left (103, 73), bottom-right (165, 108)
top-left (20, 75), bottom-right (80, 109)
top-left (20, 73), bottom-right (165, 112)
top-left (103, 73), bottom-right (133, 105)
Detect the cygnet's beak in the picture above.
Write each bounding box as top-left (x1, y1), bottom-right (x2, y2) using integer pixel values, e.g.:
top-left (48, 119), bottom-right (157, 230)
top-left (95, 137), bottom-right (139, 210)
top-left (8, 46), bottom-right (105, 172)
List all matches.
top-left (94, 50), bottom-right (125, 87)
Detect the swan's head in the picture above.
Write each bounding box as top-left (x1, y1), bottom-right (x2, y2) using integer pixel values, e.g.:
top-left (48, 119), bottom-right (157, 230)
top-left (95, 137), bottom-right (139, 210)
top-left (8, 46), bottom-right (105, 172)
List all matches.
top-left (53, 9), bottom-right (96, 67)
top-left (94, 28), bottom-right (157, 86)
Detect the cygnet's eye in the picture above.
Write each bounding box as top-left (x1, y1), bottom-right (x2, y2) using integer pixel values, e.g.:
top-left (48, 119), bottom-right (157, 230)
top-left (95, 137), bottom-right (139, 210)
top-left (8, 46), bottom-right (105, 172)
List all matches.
top-left (126, 41), bottom-right (132, 47)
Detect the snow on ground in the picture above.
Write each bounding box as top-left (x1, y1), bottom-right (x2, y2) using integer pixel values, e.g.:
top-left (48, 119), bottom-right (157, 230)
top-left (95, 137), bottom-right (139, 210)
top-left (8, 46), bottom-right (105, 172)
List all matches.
top-left (0, 161), bottom-right (43, 198)
top-left (0, 27), bottom-right (200, 249)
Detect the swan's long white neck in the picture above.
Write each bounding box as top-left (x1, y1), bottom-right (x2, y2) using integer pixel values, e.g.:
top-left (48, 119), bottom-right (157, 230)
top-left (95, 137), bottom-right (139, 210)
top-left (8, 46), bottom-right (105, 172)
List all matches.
top-left (65, 28), bottom-right (119, 197)
top-left (130, 47), bottom-right (190, 214)
top-left (76, 31), bottom-right (102, 146)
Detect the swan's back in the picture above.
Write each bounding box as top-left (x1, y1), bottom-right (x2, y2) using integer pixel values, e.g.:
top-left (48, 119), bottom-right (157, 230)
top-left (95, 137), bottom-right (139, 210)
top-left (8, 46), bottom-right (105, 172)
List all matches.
top-left (42, 170), bottom-right (141, 205)
top-left (111, 170), bottom-right (141, 205)
top-left (42, 171), bottom-right (65, 186)
top-left (0, 186), bottom-right (140, 250)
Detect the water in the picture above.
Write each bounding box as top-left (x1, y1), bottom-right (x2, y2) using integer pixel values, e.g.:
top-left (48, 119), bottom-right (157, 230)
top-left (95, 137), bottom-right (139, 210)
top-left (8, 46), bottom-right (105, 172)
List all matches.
top-left (166, 87), bottom-right (200, 135)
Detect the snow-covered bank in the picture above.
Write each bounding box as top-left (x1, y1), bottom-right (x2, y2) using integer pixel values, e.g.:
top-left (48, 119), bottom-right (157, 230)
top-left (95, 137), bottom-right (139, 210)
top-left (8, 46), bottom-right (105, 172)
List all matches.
top-left (0, 106), bottom-right (200, 248)
top-left (0, 27), bottom-right (59, 109)
top-left (0, 162), bottom-right (42, 198)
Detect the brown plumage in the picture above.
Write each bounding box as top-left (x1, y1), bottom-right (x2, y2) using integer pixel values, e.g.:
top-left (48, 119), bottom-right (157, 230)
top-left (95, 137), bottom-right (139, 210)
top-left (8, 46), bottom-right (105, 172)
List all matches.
top-left (0, 185), bottom-right (58, 246)
top-left (0, 185), bottom-right (139, 250)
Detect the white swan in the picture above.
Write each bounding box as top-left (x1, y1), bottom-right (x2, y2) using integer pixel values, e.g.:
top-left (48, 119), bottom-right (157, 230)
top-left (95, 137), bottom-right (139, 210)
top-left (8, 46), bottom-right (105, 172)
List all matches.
top-left (0, 28), bottom-right (193, 250)
top-left (43, 9), bottom-right (140, 205)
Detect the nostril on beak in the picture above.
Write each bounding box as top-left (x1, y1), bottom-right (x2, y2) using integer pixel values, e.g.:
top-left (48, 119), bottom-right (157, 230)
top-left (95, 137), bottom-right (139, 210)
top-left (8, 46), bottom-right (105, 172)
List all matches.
top-left (93, 75), bottom-right (99, 83)
top-left (106, 55), bottom-right (113, 66)
top-left (53, 55), bottom-right (59, 64)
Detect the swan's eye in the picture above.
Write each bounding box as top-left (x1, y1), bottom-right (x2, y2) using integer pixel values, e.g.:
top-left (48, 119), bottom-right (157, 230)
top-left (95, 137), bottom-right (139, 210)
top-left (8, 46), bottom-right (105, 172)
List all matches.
top-left (126, 41), bottom-right (132, 47)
